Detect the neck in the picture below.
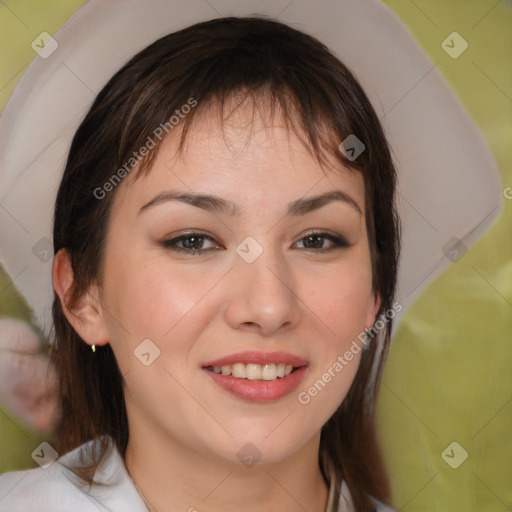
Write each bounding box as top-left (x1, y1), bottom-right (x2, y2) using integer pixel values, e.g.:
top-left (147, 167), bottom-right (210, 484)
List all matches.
top-left (124, 417), bottom-right (330, 512)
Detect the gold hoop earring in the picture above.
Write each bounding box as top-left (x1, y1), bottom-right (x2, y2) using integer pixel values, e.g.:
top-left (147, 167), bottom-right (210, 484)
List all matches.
top-left (91, 345), bottom-right (96, 352)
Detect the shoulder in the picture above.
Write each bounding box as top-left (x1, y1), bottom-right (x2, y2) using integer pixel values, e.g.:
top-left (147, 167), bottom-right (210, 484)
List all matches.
top-left (338, 481), bottom-right (397, 512)
top-left (0, 438), bottom-right (147, 512)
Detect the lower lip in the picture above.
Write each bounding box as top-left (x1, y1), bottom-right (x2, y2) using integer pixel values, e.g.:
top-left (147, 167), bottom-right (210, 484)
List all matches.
top-left (203, 366), bottom-right (308, 403)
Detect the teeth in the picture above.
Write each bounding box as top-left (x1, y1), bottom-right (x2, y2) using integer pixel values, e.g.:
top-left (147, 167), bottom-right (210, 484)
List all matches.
top-left (232, 363), bottom-right (246, 378)
top-left (261, 363), bottom-right (276, 380)
top-left (246, 363), bottom-right (261, 380)
top-left (208, 362), bottom-right (296, 380)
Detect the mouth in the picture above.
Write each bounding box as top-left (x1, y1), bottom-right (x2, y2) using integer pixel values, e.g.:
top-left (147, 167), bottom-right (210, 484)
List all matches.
top-left (201, 351), bottom-right (308, 403)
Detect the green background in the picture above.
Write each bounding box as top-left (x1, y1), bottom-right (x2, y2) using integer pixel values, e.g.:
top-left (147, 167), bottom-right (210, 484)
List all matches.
top-left (0, 1), bottom-right (510, 510)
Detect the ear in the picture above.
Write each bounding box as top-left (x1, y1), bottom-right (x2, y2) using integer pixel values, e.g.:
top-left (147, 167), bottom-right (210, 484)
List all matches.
top-left (365, 291), bottom-right (382, 330)
top-left (52, 249), bottom-right (109, 348)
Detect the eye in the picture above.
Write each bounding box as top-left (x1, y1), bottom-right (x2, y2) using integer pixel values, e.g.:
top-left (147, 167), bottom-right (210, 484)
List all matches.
top-left (294, 230), bottom-right (350, 253)
top-left (162, 232), bottom-right (223, 255)
top-left (161, 230), bottom-right (350, 256)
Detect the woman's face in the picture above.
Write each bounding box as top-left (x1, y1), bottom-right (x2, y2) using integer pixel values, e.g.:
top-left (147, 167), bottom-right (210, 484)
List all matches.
top-left (91, 103), bottom-right (379, 465)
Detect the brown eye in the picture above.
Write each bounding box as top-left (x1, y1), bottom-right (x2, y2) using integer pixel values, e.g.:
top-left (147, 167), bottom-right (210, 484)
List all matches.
top-left (295, 231), bottom-right (350, 252)
top-left (162, 232), bottom-right (222, 254)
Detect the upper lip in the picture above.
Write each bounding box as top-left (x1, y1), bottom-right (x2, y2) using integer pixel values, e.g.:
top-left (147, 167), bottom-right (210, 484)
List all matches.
top-left (202, 351), bottom-right (308, 368)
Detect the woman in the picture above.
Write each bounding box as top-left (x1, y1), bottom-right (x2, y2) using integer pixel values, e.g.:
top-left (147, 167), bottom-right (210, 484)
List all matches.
top-left (0, 16), bottom-right (400, 512)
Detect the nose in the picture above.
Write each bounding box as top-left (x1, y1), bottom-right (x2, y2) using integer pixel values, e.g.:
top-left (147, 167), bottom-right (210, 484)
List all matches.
top-left (223, 245), bottom-right (301, 337)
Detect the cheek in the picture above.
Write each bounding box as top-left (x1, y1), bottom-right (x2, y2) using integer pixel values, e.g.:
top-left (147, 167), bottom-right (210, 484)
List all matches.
top-left (296, 256), bottom-right (372, 392)
top-left (100, 246), bottom-right (229, 359)
top-left (294, 261), bottom-right (372, 425)
top-left (307, 259), bottom-right (374, 342)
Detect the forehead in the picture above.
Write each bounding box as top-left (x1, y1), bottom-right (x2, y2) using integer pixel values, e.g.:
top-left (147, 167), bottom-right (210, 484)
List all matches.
top-left (116, 99), bottom-right (365, 215)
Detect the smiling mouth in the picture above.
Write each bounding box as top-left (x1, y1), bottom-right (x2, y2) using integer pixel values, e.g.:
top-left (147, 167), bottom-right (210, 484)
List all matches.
top-left (204, 362), bottom-right (300, 381)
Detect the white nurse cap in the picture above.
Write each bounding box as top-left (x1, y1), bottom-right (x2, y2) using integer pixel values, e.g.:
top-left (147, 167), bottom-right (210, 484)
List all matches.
top-left (0, 0), bottom-right (502, 335)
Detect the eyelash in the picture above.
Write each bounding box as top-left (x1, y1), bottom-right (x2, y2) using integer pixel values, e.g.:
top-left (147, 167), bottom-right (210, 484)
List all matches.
top-left (161, 230), bottom-right (350, 255)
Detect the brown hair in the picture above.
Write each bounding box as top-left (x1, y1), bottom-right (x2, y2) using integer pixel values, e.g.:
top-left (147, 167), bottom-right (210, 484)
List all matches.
top-left (50, 16), bottom-right (400, 512)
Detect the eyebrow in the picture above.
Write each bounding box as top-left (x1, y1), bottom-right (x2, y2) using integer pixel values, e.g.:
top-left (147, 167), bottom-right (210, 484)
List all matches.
top-left (138, 189), bottom-right (362, 217)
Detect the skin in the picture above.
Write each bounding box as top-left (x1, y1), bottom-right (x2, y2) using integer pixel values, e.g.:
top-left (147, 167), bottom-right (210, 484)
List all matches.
top-left (53, 100), bottom-right (380, 512)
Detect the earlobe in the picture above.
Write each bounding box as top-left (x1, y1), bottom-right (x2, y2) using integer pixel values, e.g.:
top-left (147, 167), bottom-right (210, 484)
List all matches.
top-left (52, 249), bottom-right (109, 347)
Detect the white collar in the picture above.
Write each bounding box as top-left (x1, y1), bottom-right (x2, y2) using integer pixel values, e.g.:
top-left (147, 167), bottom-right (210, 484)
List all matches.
top-left (0, 437), bottom-right (366, 511)
top-left (0, 438), bottom-right (148, 512)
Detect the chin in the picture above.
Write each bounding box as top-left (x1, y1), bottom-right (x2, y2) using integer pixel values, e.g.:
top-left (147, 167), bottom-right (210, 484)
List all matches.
top-left (208, 427), bottom-right (314, 468)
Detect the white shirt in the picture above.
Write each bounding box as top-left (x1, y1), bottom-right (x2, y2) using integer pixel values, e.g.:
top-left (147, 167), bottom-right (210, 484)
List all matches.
top-left (0, 438), bottom-right (395, 511)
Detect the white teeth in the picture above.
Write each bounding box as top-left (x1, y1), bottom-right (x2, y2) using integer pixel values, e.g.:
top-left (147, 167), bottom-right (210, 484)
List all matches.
top-left (246, 363), bottom-right (261, 380)
top-left (232, 363), bottom-right (246, 378)
top-left (209, 362), bottom-right (296, 380)
top-left (261, 363), bottom-right (277, 381)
